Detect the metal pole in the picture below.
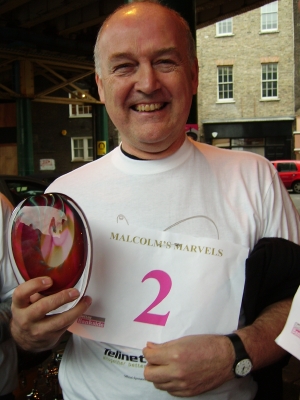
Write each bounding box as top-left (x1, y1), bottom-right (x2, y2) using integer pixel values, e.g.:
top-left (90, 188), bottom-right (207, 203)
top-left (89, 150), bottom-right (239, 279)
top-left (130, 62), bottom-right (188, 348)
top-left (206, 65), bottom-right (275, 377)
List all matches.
top-left (14, 61), bottom-right (34, 176)
top-left (95, 104), bottom-right (109, 159)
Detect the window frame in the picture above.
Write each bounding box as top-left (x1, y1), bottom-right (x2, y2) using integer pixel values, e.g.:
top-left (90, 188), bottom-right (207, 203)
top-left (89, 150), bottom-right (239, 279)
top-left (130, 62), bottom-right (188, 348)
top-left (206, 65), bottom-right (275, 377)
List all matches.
top-left (261, 63), bottom-right (278, 100)
top-left (216, 18), bottom-right (233, 36)
top-left (261, 1), bottom-right (278, 32)
top-left (69, 91), bottom-right (92, 118)
top-left (217, 66), bottom-right (234, 102)
top-left (71, 137), bottom-right (93, 162)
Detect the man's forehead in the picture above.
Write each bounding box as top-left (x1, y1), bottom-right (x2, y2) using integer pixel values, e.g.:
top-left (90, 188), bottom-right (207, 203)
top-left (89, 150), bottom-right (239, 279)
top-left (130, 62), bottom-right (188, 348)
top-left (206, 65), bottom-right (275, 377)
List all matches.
top-left (99, 15), bottom-right (182, 56)
top-left (108, 3), bottom-right (168, 24)
top-left (100, 4), bottom-right (177, 41)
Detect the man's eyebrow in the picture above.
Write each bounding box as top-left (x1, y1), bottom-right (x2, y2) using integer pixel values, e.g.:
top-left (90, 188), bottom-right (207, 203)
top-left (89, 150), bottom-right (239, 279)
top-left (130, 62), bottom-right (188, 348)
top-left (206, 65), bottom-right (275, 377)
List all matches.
top-left (108, 52), bottom-right (133, 63)
top-left (108, 47), bottom-right (182, 63)
top-left (153, 47), bottom-right (181, 58)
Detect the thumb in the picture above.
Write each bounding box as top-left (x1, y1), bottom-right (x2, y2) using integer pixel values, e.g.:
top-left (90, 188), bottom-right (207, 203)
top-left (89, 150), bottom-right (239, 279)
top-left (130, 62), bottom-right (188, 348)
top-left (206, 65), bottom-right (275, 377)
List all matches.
top-left (146, 341), bottom-right (160, 349)
top-left (143, 341), bottom-right (163, 363)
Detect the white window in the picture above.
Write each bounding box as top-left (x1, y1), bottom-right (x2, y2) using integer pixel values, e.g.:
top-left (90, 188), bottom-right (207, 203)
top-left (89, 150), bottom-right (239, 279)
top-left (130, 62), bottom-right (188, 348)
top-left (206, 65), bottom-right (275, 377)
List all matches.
top-left (218, 66), bottom-right (233, 101)
top-left (261, 63), bottom-right (278, 98)
top-left (261, 1), bottom-right (278, 32)
top-left (216, 18), bottom-right (233, 36)
top-left (71, 137), bottom-right (93, 161)
top-left (69, 91), bottom-right (92, 117)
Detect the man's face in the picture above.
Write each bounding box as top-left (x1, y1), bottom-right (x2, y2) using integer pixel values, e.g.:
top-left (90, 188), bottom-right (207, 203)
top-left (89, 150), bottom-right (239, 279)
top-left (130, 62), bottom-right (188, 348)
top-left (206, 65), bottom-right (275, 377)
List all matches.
top-left (96, 4), bottom-right (198, 158)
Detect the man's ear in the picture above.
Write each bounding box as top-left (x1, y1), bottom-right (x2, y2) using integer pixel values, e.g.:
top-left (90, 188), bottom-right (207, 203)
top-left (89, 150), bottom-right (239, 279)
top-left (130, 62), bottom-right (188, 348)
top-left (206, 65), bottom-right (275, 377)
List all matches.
top-left (95, 73), bottom-right (105, 103)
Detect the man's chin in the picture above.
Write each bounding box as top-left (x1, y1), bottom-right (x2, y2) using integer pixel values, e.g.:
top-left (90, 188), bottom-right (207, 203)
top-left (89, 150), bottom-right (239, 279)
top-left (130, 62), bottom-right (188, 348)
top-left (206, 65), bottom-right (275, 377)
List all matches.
top-left (123, 134), bottom-right (185, 159)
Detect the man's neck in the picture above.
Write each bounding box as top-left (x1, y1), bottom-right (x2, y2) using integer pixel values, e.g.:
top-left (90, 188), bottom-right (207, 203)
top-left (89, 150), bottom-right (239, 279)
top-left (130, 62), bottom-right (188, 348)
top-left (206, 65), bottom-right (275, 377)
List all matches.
top-left (120, 135), bottom-right (186, 160)
top-left (120, 146), bottom-right (149, 160)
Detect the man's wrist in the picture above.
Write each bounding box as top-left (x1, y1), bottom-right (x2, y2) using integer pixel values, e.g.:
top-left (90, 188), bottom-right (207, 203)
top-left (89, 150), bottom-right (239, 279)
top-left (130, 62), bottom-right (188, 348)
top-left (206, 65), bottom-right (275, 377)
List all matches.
top-left (225, 333), bottom-right (253, 378)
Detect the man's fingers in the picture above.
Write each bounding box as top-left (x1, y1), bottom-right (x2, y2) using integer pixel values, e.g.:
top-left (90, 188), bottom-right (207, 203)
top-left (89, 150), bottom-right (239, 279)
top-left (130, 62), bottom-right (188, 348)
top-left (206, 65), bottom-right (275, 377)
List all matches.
top-left (12, 277), bottom-right (53, 308)
top-left (10, 276), bottom-right (92, 352)
top-left (144, 363), bottom-right (169, 383)
top-left (12, 277), bottom-right (87, 322)
top-left (26, 287), bottom-right (81, 320)
top-left (44, 295), bottom-right (92, 332)
top-left (30, 292), bottom-right (45, 303)
top-left (28, 295), bottom-right (92, 335)
top-left (143, 341), bottom-right (170, 365)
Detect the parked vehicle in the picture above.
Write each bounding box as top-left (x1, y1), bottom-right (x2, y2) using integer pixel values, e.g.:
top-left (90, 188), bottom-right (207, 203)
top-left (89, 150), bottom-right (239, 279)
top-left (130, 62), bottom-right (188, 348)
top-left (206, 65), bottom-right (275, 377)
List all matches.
top-left (27, 173), bottom-right (60, 185)
top-left (0, 175), bottom-right (48, 207)
top-left (271, 160), bottom-right (300, 194)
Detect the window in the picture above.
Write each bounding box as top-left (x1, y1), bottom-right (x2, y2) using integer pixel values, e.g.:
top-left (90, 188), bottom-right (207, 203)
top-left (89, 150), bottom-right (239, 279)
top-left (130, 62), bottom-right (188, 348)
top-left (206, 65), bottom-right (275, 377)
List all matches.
top-left (276, 163), bottom-right (297, 172)
top-left (69, 91), bottom-right (92, 117)
top-left (261, 63), bottom-right (278, 98)
top-left (71, 137), bottom-right (93, 161)
top-left (218, 66), bottom-right (233, 101)
top-left (212, 138), bottom-right (265, 156)
top-left (216, 18), bottom-right (233, 36)
top-left (261, 1), bottom-right (278, 32)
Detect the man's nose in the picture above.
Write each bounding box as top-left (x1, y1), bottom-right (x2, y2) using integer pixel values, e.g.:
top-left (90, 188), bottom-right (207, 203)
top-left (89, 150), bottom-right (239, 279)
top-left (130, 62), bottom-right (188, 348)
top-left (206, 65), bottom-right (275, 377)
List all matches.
top-left (135, 64), bottom-right (161, 94)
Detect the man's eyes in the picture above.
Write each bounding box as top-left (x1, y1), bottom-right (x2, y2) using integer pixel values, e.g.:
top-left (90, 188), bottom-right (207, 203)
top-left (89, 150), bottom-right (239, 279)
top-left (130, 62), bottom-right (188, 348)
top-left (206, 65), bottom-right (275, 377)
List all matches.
top-left (111, 59), bottom-right (178, 75)
top-left (157, 59), bottom-right (176, 64)
top-left (155, 59), bottom-right (177, 70)
top-left (112, 64), bottom-right (135, 74)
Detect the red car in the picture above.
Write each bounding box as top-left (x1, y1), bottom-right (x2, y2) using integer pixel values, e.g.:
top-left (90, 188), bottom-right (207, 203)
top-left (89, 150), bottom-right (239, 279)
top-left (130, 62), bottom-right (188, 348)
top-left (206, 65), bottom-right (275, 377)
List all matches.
top-left (271, 160), bottom-right (300, 194)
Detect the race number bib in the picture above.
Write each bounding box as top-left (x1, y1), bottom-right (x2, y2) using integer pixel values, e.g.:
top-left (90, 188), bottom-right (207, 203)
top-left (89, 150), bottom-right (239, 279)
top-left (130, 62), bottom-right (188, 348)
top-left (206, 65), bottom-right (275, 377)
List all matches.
top-left (69, 223), bottom-right (248, 349)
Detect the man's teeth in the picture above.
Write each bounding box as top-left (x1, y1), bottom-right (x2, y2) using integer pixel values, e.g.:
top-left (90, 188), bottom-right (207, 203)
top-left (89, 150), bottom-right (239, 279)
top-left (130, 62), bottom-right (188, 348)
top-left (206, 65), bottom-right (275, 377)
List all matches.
top-left (135, 103), bottom-right (163, 112)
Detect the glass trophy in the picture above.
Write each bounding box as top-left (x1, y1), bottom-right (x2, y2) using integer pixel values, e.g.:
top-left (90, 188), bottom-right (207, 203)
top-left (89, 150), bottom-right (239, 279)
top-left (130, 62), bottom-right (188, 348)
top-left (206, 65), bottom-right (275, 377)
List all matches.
top-left (8, 193), bottom-right (92, 313)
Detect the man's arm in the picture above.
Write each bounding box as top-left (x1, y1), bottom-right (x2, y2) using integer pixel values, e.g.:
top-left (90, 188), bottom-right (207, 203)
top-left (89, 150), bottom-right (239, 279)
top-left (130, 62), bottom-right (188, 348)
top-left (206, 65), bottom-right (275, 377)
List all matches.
top-left (10, 277), bottom-right (92, 352)
top-left (143, 298), bottom-right (290, 398)
top-left (237, 298), bottom-right (291, 370)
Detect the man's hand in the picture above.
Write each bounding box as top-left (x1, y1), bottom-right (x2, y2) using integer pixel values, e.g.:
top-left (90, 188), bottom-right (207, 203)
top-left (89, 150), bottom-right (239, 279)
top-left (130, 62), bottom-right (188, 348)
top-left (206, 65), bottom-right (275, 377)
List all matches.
top-left (11, 276), bottom-right (92, 352)
top-left (143, 299), bottom-right (292, 397)
top-left (143, 334), bottom-right (235, 397)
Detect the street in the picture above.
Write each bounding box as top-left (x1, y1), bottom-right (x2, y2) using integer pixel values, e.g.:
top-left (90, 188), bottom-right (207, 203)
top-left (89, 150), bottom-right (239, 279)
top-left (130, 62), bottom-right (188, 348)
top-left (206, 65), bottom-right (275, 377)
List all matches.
top-left (290, 192), bottom-right (300, 215)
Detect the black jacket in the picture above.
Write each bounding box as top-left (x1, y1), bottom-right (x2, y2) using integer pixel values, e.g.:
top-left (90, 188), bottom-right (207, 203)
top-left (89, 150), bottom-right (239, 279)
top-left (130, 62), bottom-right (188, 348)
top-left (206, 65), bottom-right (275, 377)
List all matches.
top-left (243, 237), bottom-right (300, 399)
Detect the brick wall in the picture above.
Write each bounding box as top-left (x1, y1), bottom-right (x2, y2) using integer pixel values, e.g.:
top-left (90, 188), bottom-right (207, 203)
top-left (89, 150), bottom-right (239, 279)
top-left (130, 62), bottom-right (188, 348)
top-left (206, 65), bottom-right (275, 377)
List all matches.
top-left (196, 0), bottom-right (295, 126)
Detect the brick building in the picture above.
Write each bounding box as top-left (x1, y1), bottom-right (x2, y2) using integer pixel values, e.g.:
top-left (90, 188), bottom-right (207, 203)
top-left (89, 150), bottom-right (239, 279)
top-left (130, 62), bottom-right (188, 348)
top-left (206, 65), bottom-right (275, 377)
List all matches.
top-left (197, 0), bottom-right (297, 160)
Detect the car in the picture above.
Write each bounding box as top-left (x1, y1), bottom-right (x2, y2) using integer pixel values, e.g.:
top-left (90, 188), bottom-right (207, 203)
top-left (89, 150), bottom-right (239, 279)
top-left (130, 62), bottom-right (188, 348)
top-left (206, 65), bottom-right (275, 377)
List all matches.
top-left (27, 173), bottom-right (60, 185)
top-left (0, 175), bottom-right (48, 207)
top-left (271, 160), bottom-right (300, 194)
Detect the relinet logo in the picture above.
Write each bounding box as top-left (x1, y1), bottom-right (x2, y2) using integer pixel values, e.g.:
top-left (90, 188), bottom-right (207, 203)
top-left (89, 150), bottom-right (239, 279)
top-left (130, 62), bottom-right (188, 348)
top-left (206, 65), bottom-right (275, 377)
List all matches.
top-left (104, 348), bottom-right (147, 364)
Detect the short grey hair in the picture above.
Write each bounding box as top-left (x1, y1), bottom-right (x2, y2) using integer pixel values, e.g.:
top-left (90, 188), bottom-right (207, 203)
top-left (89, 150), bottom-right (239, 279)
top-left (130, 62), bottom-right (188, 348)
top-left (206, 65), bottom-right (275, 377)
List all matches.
top-left (94, 0), bottom-right (196, 77)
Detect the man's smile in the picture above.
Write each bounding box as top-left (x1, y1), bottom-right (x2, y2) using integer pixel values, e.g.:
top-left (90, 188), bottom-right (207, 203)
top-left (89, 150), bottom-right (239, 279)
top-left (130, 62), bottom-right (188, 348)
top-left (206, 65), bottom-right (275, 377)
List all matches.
top-left (133, 103), bottom-right (167, 112)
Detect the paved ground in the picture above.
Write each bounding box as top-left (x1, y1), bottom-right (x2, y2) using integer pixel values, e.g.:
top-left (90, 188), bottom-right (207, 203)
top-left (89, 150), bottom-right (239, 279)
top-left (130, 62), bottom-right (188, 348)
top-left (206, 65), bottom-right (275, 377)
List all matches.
top-left (290, 192), bottom-right (300, 215)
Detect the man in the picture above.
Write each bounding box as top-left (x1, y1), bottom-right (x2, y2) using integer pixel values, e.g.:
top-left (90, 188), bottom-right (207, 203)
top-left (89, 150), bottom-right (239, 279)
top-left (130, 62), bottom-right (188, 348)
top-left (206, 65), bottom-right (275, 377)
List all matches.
top-left (10, 2), bottom-right (300, 399)
top-left (0, 194), bottom-right (18, 399)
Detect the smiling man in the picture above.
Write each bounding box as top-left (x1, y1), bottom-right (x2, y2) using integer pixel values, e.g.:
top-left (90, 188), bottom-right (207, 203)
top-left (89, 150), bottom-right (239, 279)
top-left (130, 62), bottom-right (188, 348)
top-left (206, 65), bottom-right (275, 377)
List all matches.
top-left (10, 2), bottom-right (300, 400)
top-left (94, 1), bottom-right (198, 159)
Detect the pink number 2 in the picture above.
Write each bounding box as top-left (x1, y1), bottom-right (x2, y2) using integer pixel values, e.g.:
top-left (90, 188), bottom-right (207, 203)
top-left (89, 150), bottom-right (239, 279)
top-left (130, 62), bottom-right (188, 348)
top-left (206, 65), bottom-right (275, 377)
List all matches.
top-left (134, 270), bottom-right (172, 326)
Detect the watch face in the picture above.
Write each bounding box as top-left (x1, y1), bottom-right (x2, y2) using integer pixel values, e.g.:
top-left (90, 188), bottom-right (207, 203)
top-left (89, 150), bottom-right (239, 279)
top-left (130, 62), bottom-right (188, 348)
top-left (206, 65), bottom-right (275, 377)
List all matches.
top-left (235, 359), bottom-right (252, 377)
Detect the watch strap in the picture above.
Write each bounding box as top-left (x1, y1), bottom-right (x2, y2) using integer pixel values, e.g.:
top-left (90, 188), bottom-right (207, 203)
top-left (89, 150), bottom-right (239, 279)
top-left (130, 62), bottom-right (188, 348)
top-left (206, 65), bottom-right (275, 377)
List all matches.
top-left (226, 333), bottom-right (249, 357)
top-left (225, 333), bottom-right (252, 377)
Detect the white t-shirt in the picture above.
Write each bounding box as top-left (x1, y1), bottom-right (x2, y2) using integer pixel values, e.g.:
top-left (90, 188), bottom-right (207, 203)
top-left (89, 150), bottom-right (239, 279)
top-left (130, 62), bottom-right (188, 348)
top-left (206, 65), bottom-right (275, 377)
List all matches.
top-left (47, 137), bottom-right (300, 400)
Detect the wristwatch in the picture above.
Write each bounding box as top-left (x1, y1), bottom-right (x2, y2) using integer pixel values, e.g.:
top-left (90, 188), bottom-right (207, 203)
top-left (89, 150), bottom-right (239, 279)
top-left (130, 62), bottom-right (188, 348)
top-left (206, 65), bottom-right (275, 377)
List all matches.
top-left (225, 333), bottom-right (253, 378)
